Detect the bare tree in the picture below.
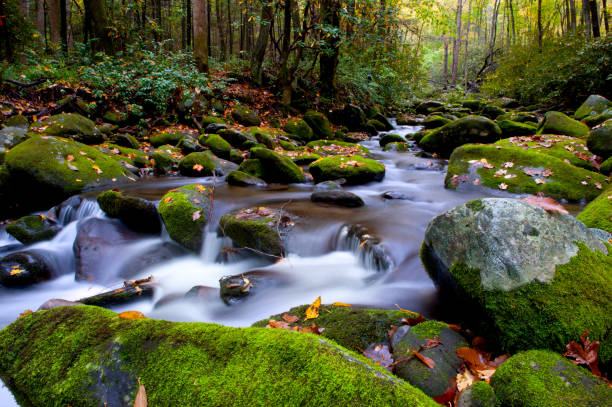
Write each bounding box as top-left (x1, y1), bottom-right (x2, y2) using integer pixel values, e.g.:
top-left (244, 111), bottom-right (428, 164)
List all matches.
top-left (193, 0), bottom-right (209, 72)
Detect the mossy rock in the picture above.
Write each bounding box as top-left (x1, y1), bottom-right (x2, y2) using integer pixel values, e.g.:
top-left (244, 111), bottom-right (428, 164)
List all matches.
top-left (370, 113), bottom-right (393, 131)
top-left (379, 133), bottom-right (406, 147)
top-left (250, 147), bottom-right (305, 184)
top-left (393, 321), bottom-right (468, 398)
top-left (0, 306), bottom-right (436, 407)
top-left (79, 284), bottom-right (154, 308)
top-left (149, 132), bottom-right (186, 147)
top-left (231, 105), bottom-right (261, 126)
top-left (0, 251), bottom-right (54, 287)
top-left (5, 215), bottom-right (61, 244)
top-left (416, 101), bottom-right (445, 115)
top-left (176, 137), bottom-right (203, 154)
top-left (0, 126), bottom-right (28, 151)
top-left (491, 350), bottom-right (612, 406)
top-left (537, 111), bottom-right (589, 139)
top-left (178, 152), bottom-right (217, 177)
top-left (586, 120), bottom-right (612, 159)
top-left (97, 190), bottom-right (161, 234)
top-left (254, 304), bottom-right (420, 350)
top-left (219, 206), bottom-right (291, 257)
top-left (288, 151), bottom-right (321, 165)
top-left (100, 143), bottom-right (149, 168)
top-left (456, 381), bottom-right (497, 407)
top-left (577, 182), bottom-right (612, 233)
top-left (419, 116), bottom-right (502, 158)
top-left (102, 111), bottom-right (128, 125)
top-left (481, 105), bottom-right (505, 119)
top-left (601, 156), bottom-right (612, 175)
top-left (445, 144), bottom-right (607, 201)
top-left (461, 100), bottom-right (484, 112)
top-left (237, 158), bottom-right (265, 178)
top-left (495, 134), bottom-right (597, 171)
top-left (497, 111), bottom-right (539, 124)
top-left (158, 184), bottom-right (211, 251)
top-left (309, 155), bottom-right (385, 185)
top-left (411, 129), bottom-right (430, 144)
top-left (4, 136), bottom-right (131, 212)
top-left (201, 134), bottom-right (232, 160)
top-left (384, 142), bottom-right (408, 152)
top-left (498, 120), bottom-right (537, 138)
top-left (109, 133), bottom-right (139, 149)
top-left (246, 127), bottom-right (278, 149)
top-left (278, 140), bottom-right (296, 150)
top-left (30, 113), bottom-right (103, 145)
top-left (311, 190), bottom-right (364, 207)
top-left (3, 114), bottom-right (28, 127)
top-left (283, 118), bottom-right (315, 142)
top-left (306, 140), bottom-right (370, 156)
top-left (152, 145), bottom-right (182, 174)
top-left (422, 115), bottom-right (452, 129)
top-left (574, 94), bottom-right (612, 121)
top-left (583, 109), bottom-right (612, 127)
top-left (201, 116), bottom-right (226, 126)
top-left (226, 170), bottom-right (266, 187)
top-left (304, 110), bottom-right (333, 139)
top-left (217, 128), bottom-right (257, 149)
top-left (367, 119), bottom-right (387, 132)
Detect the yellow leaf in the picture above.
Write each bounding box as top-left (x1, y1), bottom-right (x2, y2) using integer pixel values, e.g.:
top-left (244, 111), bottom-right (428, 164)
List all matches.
top-left (456, 370), bottom-right (475, 392)
top-left (133, 378), bottom-right (147, 407)
top-left (331, 302), bottom-right (351, 307)
top-left (10, 268), bottom-right (25, 276)
top-left (304, 296), bottom-right (321, 320)
top-left (163, 196), bottom-right (173, 204)
top-left (92, 164), bottom-right (103, 174)
top-left (118, 311), bottom-right (147, 320)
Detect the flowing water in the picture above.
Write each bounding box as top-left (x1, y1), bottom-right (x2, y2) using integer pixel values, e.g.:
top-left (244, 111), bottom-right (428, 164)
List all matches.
top-left (0, 120), bottom-right (506, 406)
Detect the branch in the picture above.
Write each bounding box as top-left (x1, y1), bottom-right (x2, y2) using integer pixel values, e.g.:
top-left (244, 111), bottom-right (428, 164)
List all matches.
top-left (3, 78), bottom-right (48, 87)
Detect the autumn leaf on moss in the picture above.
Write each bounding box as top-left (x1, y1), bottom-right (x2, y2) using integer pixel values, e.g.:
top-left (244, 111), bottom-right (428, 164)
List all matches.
top-left (192, 210), bottom-right (201, 221)
top-left (564, 328), bottom-right (601, 377)
top-left (331, 302), bottom-right (351, 307)
top-left (304, 296), bottom-right (321, 320)
top-left (360, 343), bottom-right (394, 372)
top-left (282, 313), bottom-right (299, 323)
top-left (118, 311), bottom-right (147, 320)
top-left (412, 350), bottom-right (435, 368)
top-left (134, 378), bottom-right (147, 407)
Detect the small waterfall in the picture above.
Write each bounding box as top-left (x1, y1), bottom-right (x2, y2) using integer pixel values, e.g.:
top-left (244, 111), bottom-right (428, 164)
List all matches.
top-left (52, 197), bottom-right (105, 225)
top-left (336, 224), bottom-right (394, 273)
top-left (200, 231), bottom-right (225, 264)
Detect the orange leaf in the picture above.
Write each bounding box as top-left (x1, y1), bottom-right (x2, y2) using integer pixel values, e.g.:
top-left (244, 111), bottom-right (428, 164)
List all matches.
top-left (412, 350), bottom-right (435, 368)
top-left (163, 196), bottom-right (173, 204)
top-left (304, 296), bottom-right (321, 320)
top-left (133, 378), bottom-right (147, 407)
top-left (331, 302), bottom-right (351, 307)
top-left (118, 311), bottom-right (147, 320)
top-left (521, 196), bottom-right (569, 214)
top-left (282, 313), bottom-right (300, 323)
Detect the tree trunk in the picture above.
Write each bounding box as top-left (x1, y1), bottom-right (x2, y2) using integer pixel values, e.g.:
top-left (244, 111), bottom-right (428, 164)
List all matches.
top-left (20, 0), bottom-right (29, 18)
top-left (215, 0), bottom-right (225, 59)
top-left (60, 0), bottom-right (67, 51)
top-left (537, 0), bottom-right (543, 50)
top-left (193, 0), bottom-right (209, 72)
top-left (451, 0), bottom-right (463, 85)
top-left (36, 0), bottom-right (45, 37)
top-left (603, 0), bottom-right (610, 32)
top-left (569, 0), bottom-right (578, 32)
top-left (251, 1), bottom-right (273, 85)
top-left (48, 0), bottom-right (61, 45)
top-left (84, 0), bottom-right (112, 52)
top-left (588, 0), bottom-right (601, 36)
top-left (508, 0), bottom-right (516, 43)
top-left (227, 0), bottom-right (233, 56)
top-left (279, 0), bottom-right (293, 106)
top-left (464, 0), bottom-right (472, 89)
top-left (319, 0), bottom-right (340, 99)
top-left (443, 36), bottom-right (448, 89)
top-left (582, 0), bottom-right (592, 37)
top-left (207, 0), bottom-right (211, 56)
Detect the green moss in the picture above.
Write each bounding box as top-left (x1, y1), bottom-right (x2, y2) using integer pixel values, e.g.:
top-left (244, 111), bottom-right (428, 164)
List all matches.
top-left (587, 120), bottom-right (612, 159)
top-left (443, 243), bottom-right (612, 367)
top-left (109, 133), bottom-right (139, 149)
top-left (304, 111), bottom-right (333, 139)
top-left (422, 115), bottom-right (452, 129)
top-left (383, 142), bottom-right (407, 152)
top-left (367, 119), bottom-right (386, 131)
top-left (309, 155), bottom-right (385, 185)
top-left (379, 134), bottom-right (406, 147)
top-left (306, 140), bottom-right (370, 156)
top-left (149, 132), bottom-right (186, 147)
top-left (30, 113), bottom-right (100, 144)
top-left (158, 184), bottom-right (211, 251)
top-left (102, 111), bottom-right (127, 125)
top-left (219, 207), bottom-right (287, 257)
top-left (279, 140), bottom-right (296, 150)
top-left (600, 156), bottom-right (612, 175)
top-left (200, 116), bottom-right (226, 126)
top-left (99, 142), bottom-right (148, 167)
top-left (237, 158), bottom-right (264, 178)
top-left (465, 198), bottom-right (485, 212)
top-left (419, 116), bottom-right (502, 157)
top-left (408, 321), bottom-right (449, 341)
top-left (498, 120), bottom-right (537, 138)
top-left (0, 306), bottom-right (436, 407)
top-left (469, 381), bottom-right (497, 407)
top-left (283, 118), bottom-right (314, 142)
top-left (231, 105), bottom-right (261, 126)
top-left (491, 350), bottom-right (612, 406)
top-left (5, 215), bottom-right (60, 244)
top-left (202, 134), bottom-right (232, 160)
top-left (253, 304), bottom-right (419, 351)
top-left (226, 170), bottom-right (266, 187)
top-left (445, 144), bottom-right (607, 201)
top-left (96, 190), bottom-right (161, 234)
top-left (178, 152), bottom-right (217, 176)
top-left (537, 111), bottom-right (589, 139)
top-left (250, 147), bottom-right (305, 184)
top-left (576, 183), bottom-right (612, 233)
top-left (4, 115), bottom-right (28, 127)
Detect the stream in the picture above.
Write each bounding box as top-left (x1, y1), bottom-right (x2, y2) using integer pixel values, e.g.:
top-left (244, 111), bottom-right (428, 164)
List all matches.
top-left (0, 119), bottom-right (504, 406)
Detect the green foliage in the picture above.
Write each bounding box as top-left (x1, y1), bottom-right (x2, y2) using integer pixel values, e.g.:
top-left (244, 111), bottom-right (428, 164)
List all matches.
top-left (483, 35), bottom-right (612, 106)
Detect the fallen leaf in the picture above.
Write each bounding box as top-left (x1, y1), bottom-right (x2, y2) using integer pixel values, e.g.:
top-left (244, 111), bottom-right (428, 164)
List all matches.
top-left (309, 322), bottom-right (325, 335)
top-left (522, 196), bottom-right (569, 214)
top-left (362, 343), bottom-right (394, 371)
top-left (66, 154), bottom-right (74, 162)
top-left (304, 296), bottom-right (321, 320)
top-left (92, 164), bottom-right (103, 174)
top-left (433, 383), bottom-right (457, 405)
top-left (423, 336), bottom-right (443, 350)
top-left (498, 182), bottom-right (508, 190)
top-left (412, 350), bottom-right (435, 368)
top-left (10, 268), bottom-right (25, 276)
top-left (331, 302), bottom-right (351, 307)
top-left (535, 178), bottom-right (547, 184)
top-left (134, 378), bottom-right (147, 407)
top-left (581, 180), bottom-right (589, 186)
top-left (163, 196), bottom-right (173, 204)
top-left (564, 328), bottom-right (601, 377)
top-left (502, 161), bottom-right (514, 168)
top-left (267, 319), bottom-right (291, 329)
top-left (118, 311), bottom-right (147, 320)
top-left (456, 369), bottom-right (475, 392)
top-left (282, 313), bottom-right (300, 323)
top-left (542, 168), bottom-right (553, 177)
top-left (192, 210), bottom-right (202, 221)
top-left (595, 182), bottom-right (603, 190)
top-left (193, 163), bottom-right (204, 172)
top-left (67, 163), bottom-right (79, 171)
top-left (456, 347), bottom-right (487, 370)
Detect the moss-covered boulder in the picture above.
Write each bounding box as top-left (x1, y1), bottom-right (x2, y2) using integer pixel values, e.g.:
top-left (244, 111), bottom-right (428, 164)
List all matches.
top-left (3, 114), bottom-right (28, 127)
top-left (309, 155), bottom-right (385, 185)
top-left (217, 128), bottom-right (257, 149)
top-left (226, 170), bottom-right (267, 187)
top-left (383, 142), bottom-right (408, 152)
top-left (456, 381), bottom-right (497, 407)
top-left (0, 306), bottom-right (436, 407)
top-left (583, 109), bottom-right (612, 127)
top-left (283, 118), bottom-right (315, 142)
top-left (537, 111), bottom-right (589, 139)
top-left (5, 214), bottom-right (61, 244)
top-left (178, 152), bottom-right (217, 176)
top-left (97, 190), bottom-right (161, 234)
top-left (586, 120), bottom-right (612, 159)
top-left (602, 156), bottom-right (612, 175)
top-left (418, 116), bottom-right (502, 158)
top-left (201, 115), bottom-right (226, 126)
top-left (445, 144), bottom-right (607, 201)
top-left (149, 132), bottom-right (187, 147)
top-left (152, 144), bottom-right (182, 174)
top-left (4, 136), bottom-right (131, 212)
top-left (336, 104), bottom-right (368, 131)
top-left (254, 304), bottom-right (421, 350)
top-left (481, 104), bottom-right (505, 119)
top-left (574, 94), bottom-right (612, 121)
top-left (498, 119), bottom-right (537, 138)
top-left (100, 142), bottom-right (149, 168)
top-left (416, 101), bottom-right (445, 115)
top-left (577, 182), bottom-right (612, 233)
top-left (158, 184), bottom-right (211, 251)
top-left (422, 115), bottom-right (452, 129)
top-left (497, 111), bottom-right (539, 124)
top-left (109, 133), bottom-right (139, 149)
top-left (393, 321), bottom-right (468, 398)
top-left (367, 119), bottom-right (387, 132)
top-left (421, 198), bottom-right (612, 367)
top-left (491, 350), bottom-right (612, 406)
top-left (250, 147), bottom-right (305, 184)
top-left (237, 158), bottom-right (265, 178)
top-left (379, 133), bottom-right (406, 147)
top-left (102, 110), bottom-right (127, 125)
top-left (304, 110), bottom-right (333, 139)
top-left (201, 134), bottom-right (232, 160)
top-left (175, 137), bottom-right (203, 154)
top-left (461, 100), bottom-right (484, 112)
top-left (306, 140), bottom-right (370, 156)
top-left (219, 206), bottom-right (293, 257)
top-left (231, 105), bottom-right (261, 126)
top-left (30, 113), bottom-right (103, 145)
top-left (370, 113), bottom-right (394, 131)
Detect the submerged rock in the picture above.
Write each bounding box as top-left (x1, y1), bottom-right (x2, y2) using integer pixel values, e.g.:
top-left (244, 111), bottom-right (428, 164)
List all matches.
top-left (97, 190), bottom-right (161, 234)
top-left (311, 190), bottom-right (364, 207)
top-left (5, 214), bottom-right (61, 244)
top-left (219, 270), bottom-right (291, 305)
top-left (0, 306), bottom-right (436, 406)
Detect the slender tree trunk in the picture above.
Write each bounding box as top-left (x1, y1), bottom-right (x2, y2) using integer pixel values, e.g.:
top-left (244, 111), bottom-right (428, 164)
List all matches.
top-left (215, 0), bottom-right (225, 59)
top-left (508, 0), bottom-right (516, 43)
top-left (451, 0), bottom-right (463, 85)
top-left (603, 0), bottom-right (610, 32)
top-left (443, 36), bottom-right (449, 89)
top-left (319, 0), bottom-right (340, 99)
top-left (582, 0), bottom-right (592, 37)
top-left (20, 0), bottom-right (29, 18)
top-left (279, 0), bottom-right (293, 106)
top-left (569, 0), bottom-right (578, 32)
top-left (48, 0), bottom-right (61, 45)
top-left (251, 1), bottom-right (272, 84)
top-left (66, 0), bottom-right (73, 49)
top-left (537, 0), bottom-right (543, 50)
top-left (36, 0), bottom-right (45, 37)
top-left (60, 0), bottom-right (67, 51)
top-left (193, 0), bottom-right (209, 72)
top-left (84, 0), bottom-right (112, 52)
top-left (588, 0), bottom-right (601, 36)
top-left (207, 0), bottom-right (211, 56)
top-left (464, 0), bottom-right (472, 89)
top-left (227, 0), bottom-right (233, 56)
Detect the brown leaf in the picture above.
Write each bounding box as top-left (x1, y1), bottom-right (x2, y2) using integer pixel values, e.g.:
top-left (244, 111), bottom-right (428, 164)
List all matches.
top-left (362, 343), bottom-right (394, 371)
top-left (521, 196), bottom-right (569, 214)
top-left (423, 336), bottom-right (443, 350)
top-left (564, 328), bottom-right (601, 377)
top-left (309, 322), bottom-right (325, 335)
top-left (118, 311), bottom-right (147, 320)
top-left (456, 369), bottom-right (475, 392)
top-left (433, 381), bottom-right (457, 405)
top-left (192, 163), bottom-right (204, 172)
top-left (133, 379), bottom-right (147, 407)
top-left (267, 319), bottom-right (291, 329)
top-left (66, 154), bottom-right (74, 162)
top-left (282, 313), bottom-right (299, 323)
top-left (304, 296), bottom-right (321, 320)
top-left (67, 163), bottom-right (79, 171)
top-left (412, 350), bottom-right (435, 368)
top-left (456, 347), bottom-right (487, 370)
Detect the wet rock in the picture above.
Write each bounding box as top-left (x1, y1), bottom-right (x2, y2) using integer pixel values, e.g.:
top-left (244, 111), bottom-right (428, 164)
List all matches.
top-left (382, 191), bottom-right (413, 200)
top-left (367, 119), bottom-right (387, 132)
top-left (393, 321), bottom-right (468, 398)
top-left (110, 133), bottom-right (139, 149)
top-left (201, 134), bottom-right (232, 160)
top-left (250, 147), bottom-right (305, 184)
top-left (480, 105), bottom-right (505, 119)
top-left (309, 155), bottom-right (385, 185)
top-left (97, 190), bottom-right (161, 234)
top-left (371, 113), bottom-right (394, 131)
top-left (537, 111), bottom-right (589, 139)
top-left (344, 224), bottom-right (394, 271)
top-left (5, 214), bottom-right (61, 244)
top-left (283, 118), bottom-right (315, 142)
top-left (498, 120), bottom-right (537, 138)
top-left (422, 115), bottom-right (452, 129)
top-left (178, 152), bottom-right (217, 176)
top-left (334, 105), bottom-right (367, 131)
top-left (184, 285), bottom-right (219, 302)
top-left (0, 126), bottom-right (28, 150)
top-left (0, 250), bottom-right (55, 287)
top-left (152, 144), bottom-right (182, 174)
top-left (587, 119), bottom-right (612, 159)
top-left (311, 190), bottom-right (364, 207)
top-left (379, 133), bottom-right (406, 147)
top-left (396, 116), bottom-right (421, 126)
top-left (313, 180), bottom-right (343, 192)
top-left (456, 382), bottom-right (497, 407)
top-left (231, 105), bottom-right (261, 126)
top-left (37, 298), bottom-right (82, 310)
top-left (204, 123), bottom-right (228, 134)
top-left (149, 132), bottom-right (187, 147)
top-left (491, 350), bottom-right (612, 406)
top-left (583, 109), bottom-right (612, 127)
top-left (119, 241), bottom-right (187, 278)
top-left (416, 101), bottom-right (445, 115)
top-left (383, 142), bottom-right (407, 152)
top-left (159, 184), bottom-right (211, 252)
top-left (79, 281), bottom-right (154, 307)
top-left (30, 113), bottom-right (103, 144)
top-left (219, 270), bottom-right (292, 305)
top-left (217, 128), bottom-right (257, 149)
top-left (574, 94), bottom-right (612, 121)
top-left (304, 110), bottom-right (333, 139)
top-left (226, 170), bottom-right (267, 187)
top-left (176, 137), bottom-right (203, 154)
top-left (421, 198), bottom-right (612, 367)
top-left (237, 158), bottom-right (264, 178)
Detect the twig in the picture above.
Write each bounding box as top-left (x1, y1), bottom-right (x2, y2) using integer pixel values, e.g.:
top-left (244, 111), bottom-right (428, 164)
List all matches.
top-left (3, 78), bottom-right (48, 87)
top-left (191, 114), bottom-right (203, 131)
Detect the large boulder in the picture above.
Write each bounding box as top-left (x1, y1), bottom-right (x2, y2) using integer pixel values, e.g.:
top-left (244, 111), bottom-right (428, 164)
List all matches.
top-left (231, 105), bottom-right (261, 126)
top-left (422, 115), bottom-right (452, 130)
top-left (418, 116), bottom-right (502, 158)
top-left (445, 144), bottom-right (607, 201)
top-left (4, 136), bottom-right (131, 213)
top-left (250, 147), bottom-right (305, 184)
top-left (30, 113), bottom-right (103, 145)
top-left (421, 198), bottom-right (612, 367)
top-left (158, 184), bottom-right (211, 251)
top-left (537, 111), bottom-right (589, 139)
top-left (0, 306), bottom-right (436, 407)
top-left (309, 155), bottom-right (385, 185)
top-left (5, 214), bottom-right (61, 244)
top-left (577, 182), bottom-right (612, 233)
top-left (333, 105), bottom-right (367, 131)
top-left (574, 94), bottom-right (612, 120)
top-left (96, 190), bottom-right (161, 234)
top-left (149, 132), bottom-right (186, 147)
top-left (497, 120), bottom-right (537, 138)
top-left (491, 350), bottom-right (612, 406)
top-left (283, 118), bottom-right (315, 142)
top-left (586, 119), bottom-right (612, 159)
top-left (219, 206), bottom-right (293, 257)
top-left (217, 128), bottom-right (257, 149)
top-left (178, 152), bottom-right (218, 176)
top-left (304, 110), bottom-right (333, 139)
top-left (201, 134), bottom-right (232, 160)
